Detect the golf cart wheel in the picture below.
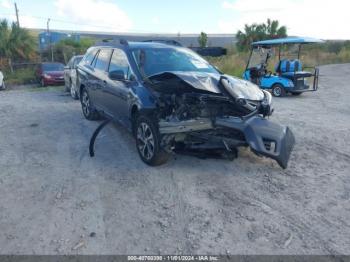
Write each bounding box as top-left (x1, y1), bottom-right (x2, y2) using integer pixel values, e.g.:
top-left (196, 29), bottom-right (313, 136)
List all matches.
top-left (292, 92), bottom-right (302, 96)
top-left (272, 84), bottom-right (286, 97)
top-left (135, 115), bottom-right (169, 166)
top-left (80, 87), bottom-right (100, 121)
top-left (70, 81), bottom-right (78, 100)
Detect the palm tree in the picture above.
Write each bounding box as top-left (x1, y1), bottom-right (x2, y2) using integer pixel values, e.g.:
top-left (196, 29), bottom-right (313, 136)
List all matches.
top-left (236, 19), bottom-right (287, 51)
top-left (0, 19), bottom-right (36, 71)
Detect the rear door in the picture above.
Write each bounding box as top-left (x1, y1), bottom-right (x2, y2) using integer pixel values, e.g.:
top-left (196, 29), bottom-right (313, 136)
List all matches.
top-left (91, 48), bottom-right (112, 112)
top-left (71, 57), bottom-right (82, 88)
top-left (64, 58), bottom-right (74, 85)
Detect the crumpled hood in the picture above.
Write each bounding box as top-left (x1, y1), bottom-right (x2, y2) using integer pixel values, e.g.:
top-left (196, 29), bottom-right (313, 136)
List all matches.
top-left (149, 71), bottom-right (264, 101)
top-left (222, 75), bottom-right (265, 101)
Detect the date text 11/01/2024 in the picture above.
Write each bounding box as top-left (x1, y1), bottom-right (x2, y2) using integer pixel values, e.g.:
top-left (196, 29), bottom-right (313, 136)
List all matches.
top-left (127, 255), bottom-right (220, 261)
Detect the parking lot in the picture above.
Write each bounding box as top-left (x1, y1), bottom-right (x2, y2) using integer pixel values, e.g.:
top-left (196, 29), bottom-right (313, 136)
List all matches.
top-left (0, 64), bottom-right (349, 255)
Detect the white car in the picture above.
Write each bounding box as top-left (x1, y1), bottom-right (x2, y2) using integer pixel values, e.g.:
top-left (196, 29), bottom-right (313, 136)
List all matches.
top-left (0, 71), bottom-right (5, 90)
top-left (64, 55), bottom-right (83, 99)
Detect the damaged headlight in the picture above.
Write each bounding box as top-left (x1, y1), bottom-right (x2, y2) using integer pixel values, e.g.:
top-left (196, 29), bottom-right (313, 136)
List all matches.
top-left (260, 90), bottom-right (273, 117)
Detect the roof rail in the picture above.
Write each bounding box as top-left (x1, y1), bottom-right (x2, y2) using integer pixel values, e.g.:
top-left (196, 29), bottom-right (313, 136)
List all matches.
top-left (143, 39), bottom-right (182, 47)
top-left (97, 38), bottom-right (129, 47)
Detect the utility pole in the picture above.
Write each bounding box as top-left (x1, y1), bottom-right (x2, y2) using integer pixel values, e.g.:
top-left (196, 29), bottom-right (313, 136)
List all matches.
top-left (14, 2), bottom-right (20, 27)
top-left (47, 18), bottom-right (53, 61)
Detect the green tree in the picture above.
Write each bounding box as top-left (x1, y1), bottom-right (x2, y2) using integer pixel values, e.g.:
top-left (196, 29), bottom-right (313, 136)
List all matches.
top-left (0, 19), bottom-right (36, 71)
top-left (50, 38), bottom-right (95, 63)
top-left (236, 19), bottom-right (287, 51)
top-left (198, 32), bottom-right (208, 48)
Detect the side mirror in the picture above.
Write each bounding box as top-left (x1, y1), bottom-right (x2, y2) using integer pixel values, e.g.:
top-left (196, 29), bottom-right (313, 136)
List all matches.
top-left (109, 70), bottom-right (126, 81)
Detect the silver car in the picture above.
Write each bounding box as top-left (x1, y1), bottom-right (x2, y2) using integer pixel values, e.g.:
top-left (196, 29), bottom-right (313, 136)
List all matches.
top-left (64, 55), bottom-right (83, 99)
top-left (0, 70), bottom-right (5, 90)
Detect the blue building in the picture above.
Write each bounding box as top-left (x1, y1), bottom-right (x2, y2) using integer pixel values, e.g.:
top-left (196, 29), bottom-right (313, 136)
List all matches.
top-left (39, 31), bottom-right (80, 51)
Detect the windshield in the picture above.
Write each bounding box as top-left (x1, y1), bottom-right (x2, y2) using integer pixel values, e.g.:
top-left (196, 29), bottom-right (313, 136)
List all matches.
top-left (131, 47), bottom-right (218, 78)
top-left (248, 47), bottom-right (270, 68)
top-left (42, 63), bottom-right (64, 71)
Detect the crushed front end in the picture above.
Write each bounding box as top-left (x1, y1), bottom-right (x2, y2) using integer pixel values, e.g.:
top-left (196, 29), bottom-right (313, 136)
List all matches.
top-left (148, 72), bottom-right (295, 169)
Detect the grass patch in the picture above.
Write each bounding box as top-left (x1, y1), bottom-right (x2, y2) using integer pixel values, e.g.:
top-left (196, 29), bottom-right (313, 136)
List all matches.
top-left (26, 85), bottom-right (65, 92)
top-left (4, 67), bottom-right (37, 85)
top-left (209, 48), bottom-right (350, 77)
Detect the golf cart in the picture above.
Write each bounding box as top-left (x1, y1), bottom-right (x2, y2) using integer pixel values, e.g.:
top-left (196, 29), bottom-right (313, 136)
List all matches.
top-left (243, 37), bottom-right (324, 97)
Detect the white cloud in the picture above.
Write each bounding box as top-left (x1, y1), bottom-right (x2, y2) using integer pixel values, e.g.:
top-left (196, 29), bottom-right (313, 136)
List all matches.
top-left (54, 0), bottom-right (132, 32)
top-left (1, 0), bottom-right (11, 9)
top-left (219, 0), bottom-right (350, 39)
top-left (151, 16), bottom-right (160, 25)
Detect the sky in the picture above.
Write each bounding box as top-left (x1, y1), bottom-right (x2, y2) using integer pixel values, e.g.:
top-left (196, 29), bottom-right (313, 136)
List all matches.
top-left (0, 0), bottom-right (349, 39)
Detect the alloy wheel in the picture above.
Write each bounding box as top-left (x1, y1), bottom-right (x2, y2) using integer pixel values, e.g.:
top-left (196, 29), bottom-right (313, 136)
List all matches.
top-left (137, 122), bottom-right (155, 160)
top-left (82, 91), bottom-right (90, 116)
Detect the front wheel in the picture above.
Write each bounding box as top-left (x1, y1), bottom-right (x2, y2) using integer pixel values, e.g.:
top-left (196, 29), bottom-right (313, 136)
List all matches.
top-left (135, 115), bottom-right (170, 166)
top-left (80, 88), bottom-right (100, 120)
top-left (272, 84), bottom-right (286, 97)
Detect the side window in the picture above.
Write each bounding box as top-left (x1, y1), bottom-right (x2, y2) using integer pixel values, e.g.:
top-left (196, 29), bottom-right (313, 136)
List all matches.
top-left (94, 49), bottom-right (112, 71)
top-left (108, 49), bottom-right (131, 79)
top-left (83, 49), bottom-right (98, 66)
top-left (73, 57), bottom-right (82, 68)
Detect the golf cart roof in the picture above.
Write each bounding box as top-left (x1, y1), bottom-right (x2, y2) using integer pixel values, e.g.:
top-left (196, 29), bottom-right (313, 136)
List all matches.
top-left (252, 37), bottom-right (324, 47)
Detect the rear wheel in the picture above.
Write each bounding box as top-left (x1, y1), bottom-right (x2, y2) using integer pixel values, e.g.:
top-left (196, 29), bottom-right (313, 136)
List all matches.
top-left (135, 115), bottom-right (170, 166)
top-left (80, 88), bottom-right (100, 120)
top-left (40, 78), bottom-right (46, 87)
top-left (0, 81), bottom-right (5, 90)
top-left (70, 81), bottom-right (78, 100)
top-left (272, 84), bottom-right (286, 97)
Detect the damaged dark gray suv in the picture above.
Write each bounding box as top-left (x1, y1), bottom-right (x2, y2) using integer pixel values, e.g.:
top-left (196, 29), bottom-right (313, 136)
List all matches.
top-left (77, 40), bottom-right (295, 168)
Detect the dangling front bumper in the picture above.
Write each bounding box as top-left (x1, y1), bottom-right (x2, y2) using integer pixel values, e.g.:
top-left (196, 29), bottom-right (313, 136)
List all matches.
top-left (215, 116), bottom-right (295, 169)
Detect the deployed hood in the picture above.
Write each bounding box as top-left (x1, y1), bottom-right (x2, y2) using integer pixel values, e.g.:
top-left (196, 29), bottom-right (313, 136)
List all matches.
top-left (148, 71), bottom-right (264, 101)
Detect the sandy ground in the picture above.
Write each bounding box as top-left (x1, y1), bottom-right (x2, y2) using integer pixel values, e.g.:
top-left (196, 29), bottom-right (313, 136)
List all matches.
top-left (0, 64), bottom-right (349, 255)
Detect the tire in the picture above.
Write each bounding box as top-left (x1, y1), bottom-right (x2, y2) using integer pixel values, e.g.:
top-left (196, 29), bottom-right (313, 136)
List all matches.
top-left (292, 92), bottom-right (302, 96)
top-left (65, 79), bottom-right (70, 92)
top-left (40, 78), bottom-right (46, 87)
top-left (80, 87), bottom-right (100, 120)
top-left (272, 84), bottom-right (286, 97)
top-left (70, 81), bottom-right (78, 100)
top-left (135, 114), bottom-right (170, 166)
top-left (0, 81), bottom-right (5, 90)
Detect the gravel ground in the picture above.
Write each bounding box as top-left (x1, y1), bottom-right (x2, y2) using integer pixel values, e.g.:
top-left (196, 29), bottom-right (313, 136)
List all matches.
top-left (0, 64), bottom-right (349, 255)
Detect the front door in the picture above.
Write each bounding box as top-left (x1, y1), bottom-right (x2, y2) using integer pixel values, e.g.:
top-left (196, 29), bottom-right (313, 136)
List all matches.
top-left (103, 48), bottom-right (134, 124)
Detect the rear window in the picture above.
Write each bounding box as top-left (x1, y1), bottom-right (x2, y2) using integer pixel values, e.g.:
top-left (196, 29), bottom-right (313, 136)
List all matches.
top-left (42, 63), bottom-right (64, 71)
top-left (73, 56), bottom-right (83, 67)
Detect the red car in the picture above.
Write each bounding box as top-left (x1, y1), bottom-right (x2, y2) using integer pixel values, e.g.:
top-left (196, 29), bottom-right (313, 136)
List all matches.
top-left (36, 62), bottom-right (65, 87)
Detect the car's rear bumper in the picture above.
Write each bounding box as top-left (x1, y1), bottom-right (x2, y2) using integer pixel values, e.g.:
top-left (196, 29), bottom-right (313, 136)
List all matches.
top-left (43, 78), bottom-right (65, 85)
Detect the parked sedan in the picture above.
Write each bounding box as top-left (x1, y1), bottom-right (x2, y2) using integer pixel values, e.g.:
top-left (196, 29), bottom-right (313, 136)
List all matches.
top-left (36, 62), bottom-right (65, 87)
top-left (64, 55), bottom-right (83, 99)
top-left (0, 70), bottom-right (5, 90)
